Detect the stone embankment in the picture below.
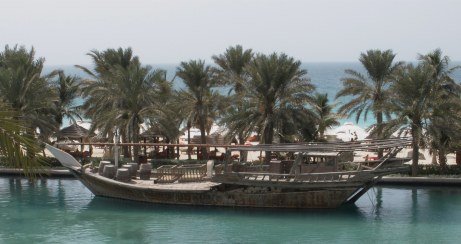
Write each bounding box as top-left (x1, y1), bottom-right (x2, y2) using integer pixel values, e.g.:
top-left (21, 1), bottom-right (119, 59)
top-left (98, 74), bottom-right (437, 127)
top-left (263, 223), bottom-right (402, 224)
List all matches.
top-left (1, 168), bottom-right (461, 186)
top-left (378, 176), bottom-right (461, 186)
top-left (0, 168), bottom-right (73, 177)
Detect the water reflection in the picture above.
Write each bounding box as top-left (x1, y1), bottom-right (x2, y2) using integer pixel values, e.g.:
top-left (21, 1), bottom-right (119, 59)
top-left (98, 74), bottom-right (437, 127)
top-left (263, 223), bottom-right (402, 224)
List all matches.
top-left (77, 193), bottom-right (370, 243)
top-left (411, 188), bottom-right (419, 224)
top-left (356, 186), bottom-right (461, 224)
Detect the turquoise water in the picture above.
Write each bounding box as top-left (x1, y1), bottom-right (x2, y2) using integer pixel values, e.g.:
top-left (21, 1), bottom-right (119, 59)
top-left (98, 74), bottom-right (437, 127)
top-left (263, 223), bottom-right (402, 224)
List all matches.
top-left (1, 177), bottom-right (461, 243)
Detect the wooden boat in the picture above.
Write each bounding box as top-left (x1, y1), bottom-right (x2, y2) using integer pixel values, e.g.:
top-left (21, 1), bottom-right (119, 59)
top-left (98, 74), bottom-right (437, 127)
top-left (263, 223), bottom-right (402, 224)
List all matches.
top-left (46, 138), bottom-right (411, 208)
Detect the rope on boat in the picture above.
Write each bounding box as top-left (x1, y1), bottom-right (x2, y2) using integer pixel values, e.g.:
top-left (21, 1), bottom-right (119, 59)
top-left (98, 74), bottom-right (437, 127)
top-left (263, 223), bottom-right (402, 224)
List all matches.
top-left (228, 137), bottom-right (412, 152)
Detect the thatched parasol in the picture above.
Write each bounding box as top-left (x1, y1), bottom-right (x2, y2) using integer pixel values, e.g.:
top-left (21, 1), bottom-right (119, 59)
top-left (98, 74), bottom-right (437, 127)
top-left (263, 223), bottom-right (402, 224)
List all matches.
top-left (58, 124), bottom-right (92, 140)
top-left (140, 127), bottom-right (166, 141)
top-left (140, 126), bottom-right (167, 155)
top-left (57, 124), bottom-right (94, 154)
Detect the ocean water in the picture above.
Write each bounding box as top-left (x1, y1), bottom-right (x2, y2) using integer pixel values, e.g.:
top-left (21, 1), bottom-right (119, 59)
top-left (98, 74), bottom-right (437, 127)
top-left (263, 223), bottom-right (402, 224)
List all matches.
top-left (44, 62), bottom-right (461, 129)
top-left (1, 177), bottom-right (461, 243)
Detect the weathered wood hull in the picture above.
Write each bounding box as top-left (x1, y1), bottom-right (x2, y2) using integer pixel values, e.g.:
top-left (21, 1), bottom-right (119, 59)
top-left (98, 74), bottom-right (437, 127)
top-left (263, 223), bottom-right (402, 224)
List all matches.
top-left (45, 139), bottom-right (411, 209)
top-left (73, 170), bottom-right (362, 208)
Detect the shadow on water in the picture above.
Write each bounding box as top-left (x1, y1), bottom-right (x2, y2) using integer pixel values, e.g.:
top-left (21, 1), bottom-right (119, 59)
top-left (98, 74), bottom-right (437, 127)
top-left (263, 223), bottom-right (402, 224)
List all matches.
top-left (84, 194), bottom-right (367, 218)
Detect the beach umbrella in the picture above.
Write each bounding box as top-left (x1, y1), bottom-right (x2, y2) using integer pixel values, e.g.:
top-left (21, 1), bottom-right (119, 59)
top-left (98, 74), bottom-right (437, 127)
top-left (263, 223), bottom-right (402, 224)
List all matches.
top-left (57, 123), bottom-right (93, 140)
top-left (325, 122), bottom-right (368, 142)
top-left (139, 126), bottom-right (165, 156)
top-left (57, 123), bottom-right (94, 154)
top-left (140, 126), bottom-right (166, 142)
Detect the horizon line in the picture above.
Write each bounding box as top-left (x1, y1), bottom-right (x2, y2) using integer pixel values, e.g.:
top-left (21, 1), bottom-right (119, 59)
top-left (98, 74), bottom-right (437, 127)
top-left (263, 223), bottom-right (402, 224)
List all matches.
top-left (44, 60), bottom-right (461, 67)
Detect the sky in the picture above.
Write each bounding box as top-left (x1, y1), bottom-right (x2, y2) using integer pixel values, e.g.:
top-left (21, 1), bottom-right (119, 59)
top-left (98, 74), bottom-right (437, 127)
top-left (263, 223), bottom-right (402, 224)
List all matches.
top-left (1, 0), bottom-right (460, 65)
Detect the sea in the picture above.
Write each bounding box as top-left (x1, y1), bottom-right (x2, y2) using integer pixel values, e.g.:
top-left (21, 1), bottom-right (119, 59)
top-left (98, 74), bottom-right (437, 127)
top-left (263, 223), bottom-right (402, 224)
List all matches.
top-left (43, 62), bottom-right (461, 129)
top-left (1, 177), bottom-right (461, 243)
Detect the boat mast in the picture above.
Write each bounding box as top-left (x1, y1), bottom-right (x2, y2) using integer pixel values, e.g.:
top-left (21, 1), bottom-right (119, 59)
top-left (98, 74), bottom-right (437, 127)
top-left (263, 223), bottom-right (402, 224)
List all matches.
top-left (114, 128), bottom-right (120, 168)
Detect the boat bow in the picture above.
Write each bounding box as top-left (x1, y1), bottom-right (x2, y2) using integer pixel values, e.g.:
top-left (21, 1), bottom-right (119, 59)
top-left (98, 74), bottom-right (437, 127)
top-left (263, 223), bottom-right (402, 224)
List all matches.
top-left (45, 144), bottom-right (82, 171)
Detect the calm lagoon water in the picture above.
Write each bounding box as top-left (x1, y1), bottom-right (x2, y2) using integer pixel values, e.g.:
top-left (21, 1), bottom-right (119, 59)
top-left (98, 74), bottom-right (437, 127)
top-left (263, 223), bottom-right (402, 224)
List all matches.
top-left (1, 177), bottom-right (461, 243)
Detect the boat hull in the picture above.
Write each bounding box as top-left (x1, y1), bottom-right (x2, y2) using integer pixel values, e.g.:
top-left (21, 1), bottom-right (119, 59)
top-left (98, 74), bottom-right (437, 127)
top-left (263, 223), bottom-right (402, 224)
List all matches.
top-left (74, 170), bottom-right (360, 209)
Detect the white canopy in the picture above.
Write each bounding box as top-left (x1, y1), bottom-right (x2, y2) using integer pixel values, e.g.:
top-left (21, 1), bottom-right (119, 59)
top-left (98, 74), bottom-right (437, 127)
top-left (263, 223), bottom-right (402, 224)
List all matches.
top-left (325, 122), bottom-right (368, 142)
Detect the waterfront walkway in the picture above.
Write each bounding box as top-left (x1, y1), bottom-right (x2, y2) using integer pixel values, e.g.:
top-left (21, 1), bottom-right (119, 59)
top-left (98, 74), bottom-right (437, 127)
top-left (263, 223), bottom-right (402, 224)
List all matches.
top-left (379, 176), bottom-right (461, 186)
top-left (1, 168), bottom-right (460, 186)
top-left (0, 168), bottom-right (74, 177)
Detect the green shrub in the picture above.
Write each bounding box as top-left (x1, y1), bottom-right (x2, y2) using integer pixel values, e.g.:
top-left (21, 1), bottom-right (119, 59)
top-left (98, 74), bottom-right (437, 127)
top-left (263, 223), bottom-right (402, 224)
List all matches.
top-left (416, 165), bottom-right (461, 176)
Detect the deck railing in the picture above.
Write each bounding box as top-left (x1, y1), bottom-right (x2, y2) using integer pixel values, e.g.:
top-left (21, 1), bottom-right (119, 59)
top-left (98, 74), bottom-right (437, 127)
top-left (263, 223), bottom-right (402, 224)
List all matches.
top-left (220, 171), bottom-right (369, 184)
top-left (153, 164), bottom-right (207, 183)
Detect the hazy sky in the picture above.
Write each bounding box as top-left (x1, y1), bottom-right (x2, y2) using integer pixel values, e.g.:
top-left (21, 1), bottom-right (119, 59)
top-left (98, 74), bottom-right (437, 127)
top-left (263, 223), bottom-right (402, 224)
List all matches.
top-left (1, 0), bottom-right (460, 65)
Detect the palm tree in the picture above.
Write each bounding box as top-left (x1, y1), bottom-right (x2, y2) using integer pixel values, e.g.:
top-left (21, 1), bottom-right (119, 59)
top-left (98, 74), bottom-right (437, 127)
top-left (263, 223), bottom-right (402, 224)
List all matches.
top-left (418, 49), bottom-right (461, 166)
top-left (176, 60), bottom-right (219, 159)
top-left (245, 53), bottom-right (314, 161)
top-left (212, 45), bottom-right (253, 94)
top-left (77, 48), bottom-right (138, 78)
top-left (78, 48), bottom-right (139, 158)
top-left (52, 70), bottom-right (82, 127)
top-left (311, 93), bottom-right (340, 141)
top-left (146, 95), bottom-right (187, 158)
top-left (0, 102), bottom-right (43, 175)
top-left (80, 48), bottom-right (170, 162)
top-left (219, 98), bottom-right (260, 145)
top-left (384, 63), bottom-right (450, 176)
top-left (336, 49), bottom-right (403, 158)
top-left (0, 45), bottom-right (58, 140)
top-left (213, 45), bottom-right (254, 161)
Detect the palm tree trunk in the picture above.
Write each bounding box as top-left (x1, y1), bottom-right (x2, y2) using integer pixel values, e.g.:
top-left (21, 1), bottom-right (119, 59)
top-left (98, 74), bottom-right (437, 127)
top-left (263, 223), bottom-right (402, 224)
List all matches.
top-left (199, 121), bottom-right (208, 159)
top-left (438, 149), bottom-right (447, 168)
top-left (377, 112), bottom-right (384, 158)
top-left (176, 139), bottom-right (180, 160)
top-left (319, 129), bottom-right (325, 141)
top-left (238, 132), bottom-right (247, 162)
top-left (121, 132), bottom-right (130, 158)
top-left (198, 105), bottom-right (208, 159)
top-left (263, 111), bottom-right (274, 164)
top-left (411, 123), bottom-right (421, 176)
top-left (431, 151), bottom-right (438, 164)
top-left (187, 122), bottom-right (191, 160)
top-left (107, 130), bottom-right (114, 159)
top-left (132, 119), bottom-right (140, 163)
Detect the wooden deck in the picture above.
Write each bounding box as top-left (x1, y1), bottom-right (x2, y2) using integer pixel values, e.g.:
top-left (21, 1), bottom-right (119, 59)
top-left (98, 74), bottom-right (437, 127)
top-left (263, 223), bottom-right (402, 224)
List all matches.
top-left (86, 169), bottom-right (219, 191)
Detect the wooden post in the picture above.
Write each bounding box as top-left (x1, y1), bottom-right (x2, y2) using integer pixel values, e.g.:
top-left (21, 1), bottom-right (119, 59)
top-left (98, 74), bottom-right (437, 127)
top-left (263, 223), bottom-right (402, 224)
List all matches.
top-left (80, 138), bottom-right (84, 162)
top-left (223, 150), bottom-right (231, 173)
top-left (114, 132), bottom-right (119, 168)
top-left (176, 140), bottom-right (180, 160)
